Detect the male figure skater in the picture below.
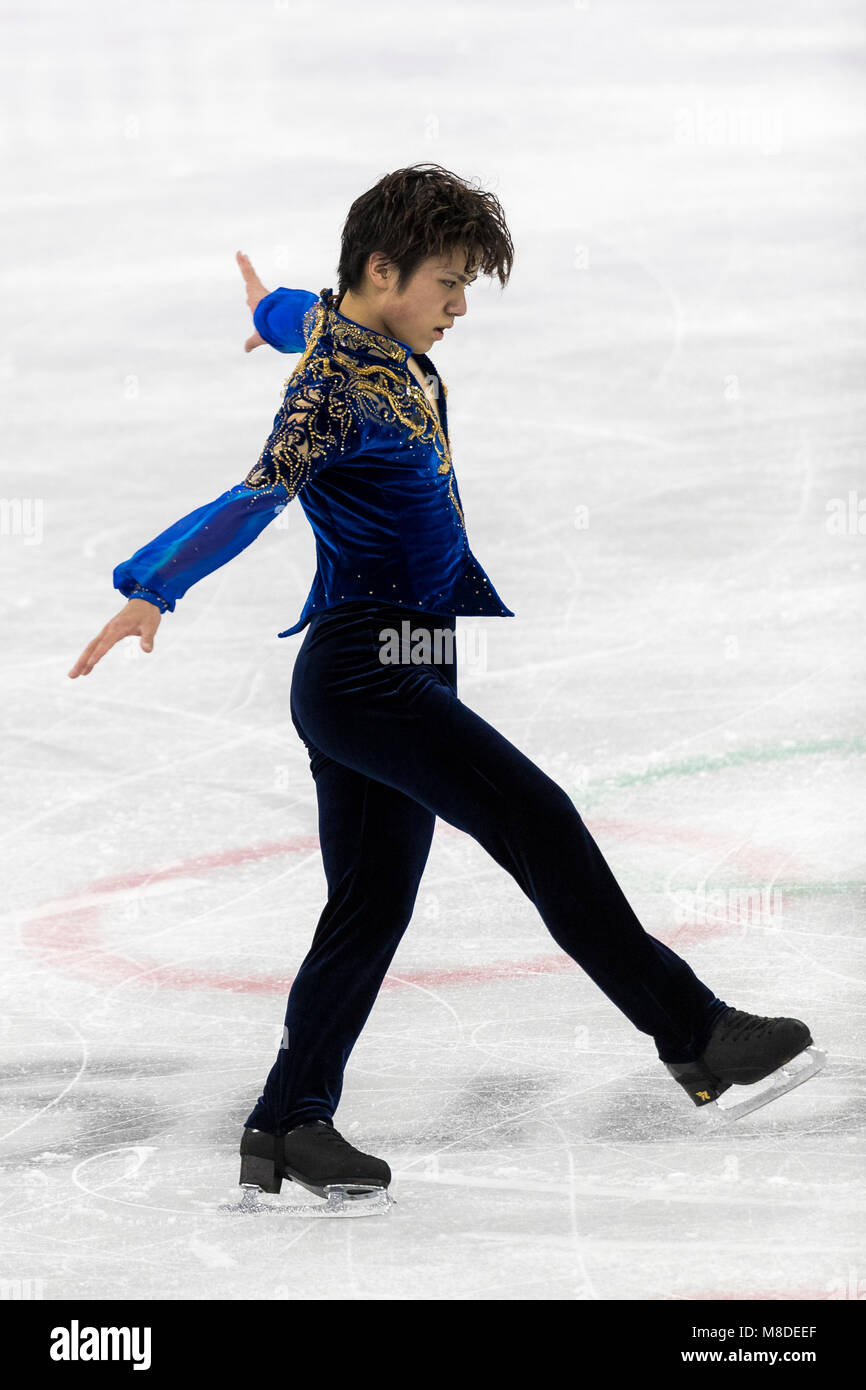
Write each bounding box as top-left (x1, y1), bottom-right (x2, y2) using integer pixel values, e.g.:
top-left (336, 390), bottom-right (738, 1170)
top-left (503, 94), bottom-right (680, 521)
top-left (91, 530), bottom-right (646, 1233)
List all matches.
top-left (69, 164), bottom-right (823, 1212)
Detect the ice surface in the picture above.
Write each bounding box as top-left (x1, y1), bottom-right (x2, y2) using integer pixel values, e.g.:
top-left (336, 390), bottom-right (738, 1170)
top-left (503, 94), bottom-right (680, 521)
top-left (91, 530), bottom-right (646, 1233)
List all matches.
top-left (1, 0), bottom-right (864, 1302)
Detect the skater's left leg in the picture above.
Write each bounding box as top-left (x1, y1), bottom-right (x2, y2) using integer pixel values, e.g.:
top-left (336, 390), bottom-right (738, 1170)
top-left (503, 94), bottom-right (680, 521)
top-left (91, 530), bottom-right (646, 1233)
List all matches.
top-left (287, 608), bottom-right (729, 1065)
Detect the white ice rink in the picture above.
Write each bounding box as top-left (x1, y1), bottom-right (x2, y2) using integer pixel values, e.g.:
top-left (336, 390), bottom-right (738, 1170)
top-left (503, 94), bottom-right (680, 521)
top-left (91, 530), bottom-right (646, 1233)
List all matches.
top-left (1, 0), bottom-right (864, 1302)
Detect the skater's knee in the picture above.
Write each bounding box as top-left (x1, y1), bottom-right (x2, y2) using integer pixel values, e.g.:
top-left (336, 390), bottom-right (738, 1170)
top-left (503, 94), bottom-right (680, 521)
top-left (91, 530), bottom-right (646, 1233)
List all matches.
top-left (510, 776), bottom-right (582, 839)
top-left (349, 865), bottom-right (423, 929)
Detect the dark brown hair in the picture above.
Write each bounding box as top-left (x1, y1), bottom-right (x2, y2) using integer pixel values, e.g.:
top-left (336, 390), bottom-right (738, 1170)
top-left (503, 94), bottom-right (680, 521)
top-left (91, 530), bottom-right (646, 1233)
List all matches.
top-left (336, 163), bottom-right (514, 298)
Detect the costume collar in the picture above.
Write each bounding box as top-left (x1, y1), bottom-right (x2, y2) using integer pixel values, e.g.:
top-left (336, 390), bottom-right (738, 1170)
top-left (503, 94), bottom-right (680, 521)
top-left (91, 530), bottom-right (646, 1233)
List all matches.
top-left (318, 287), bottom-right (414, 365)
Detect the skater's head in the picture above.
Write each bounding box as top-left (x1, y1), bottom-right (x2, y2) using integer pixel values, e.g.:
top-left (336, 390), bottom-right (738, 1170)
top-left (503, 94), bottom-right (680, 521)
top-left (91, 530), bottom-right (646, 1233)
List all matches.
top-left (335, 162), bottom-right (513, 354)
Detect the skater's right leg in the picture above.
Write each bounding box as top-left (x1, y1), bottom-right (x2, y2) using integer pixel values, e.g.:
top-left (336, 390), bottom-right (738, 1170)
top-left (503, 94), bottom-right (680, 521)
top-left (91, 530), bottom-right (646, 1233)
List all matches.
top-left (244, 748), bottom-right (437, 1135)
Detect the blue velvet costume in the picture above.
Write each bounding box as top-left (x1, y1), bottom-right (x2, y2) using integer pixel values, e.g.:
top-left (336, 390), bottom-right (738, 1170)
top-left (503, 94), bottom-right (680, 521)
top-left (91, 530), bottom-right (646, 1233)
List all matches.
top-left (113, 286), bottom-right (515, 636)
top-left (112, 285), bottom-right (728, 1138)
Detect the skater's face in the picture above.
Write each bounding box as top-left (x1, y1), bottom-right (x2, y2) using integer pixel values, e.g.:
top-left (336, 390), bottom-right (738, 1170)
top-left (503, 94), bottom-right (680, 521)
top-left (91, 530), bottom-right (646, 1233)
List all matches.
top-left (357, 248), bottom-right (477, 353)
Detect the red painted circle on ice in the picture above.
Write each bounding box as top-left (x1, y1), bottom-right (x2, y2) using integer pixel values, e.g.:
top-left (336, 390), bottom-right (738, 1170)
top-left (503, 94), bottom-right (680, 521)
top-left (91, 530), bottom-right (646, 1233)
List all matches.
top-left (20, 820), bottom-right (805, 995)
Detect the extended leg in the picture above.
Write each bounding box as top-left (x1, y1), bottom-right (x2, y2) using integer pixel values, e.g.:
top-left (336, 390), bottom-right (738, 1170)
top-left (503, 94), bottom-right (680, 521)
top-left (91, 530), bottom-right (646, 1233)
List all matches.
top-left (287, 619), bottom-right (730, 1067)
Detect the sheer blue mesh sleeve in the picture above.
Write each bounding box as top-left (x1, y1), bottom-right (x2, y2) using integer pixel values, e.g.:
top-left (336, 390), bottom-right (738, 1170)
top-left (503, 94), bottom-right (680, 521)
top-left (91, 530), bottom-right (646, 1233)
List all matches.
top-left (113, 377), bottom-right (355, 613)
top-left (252, 287), bottom-right (320, 353)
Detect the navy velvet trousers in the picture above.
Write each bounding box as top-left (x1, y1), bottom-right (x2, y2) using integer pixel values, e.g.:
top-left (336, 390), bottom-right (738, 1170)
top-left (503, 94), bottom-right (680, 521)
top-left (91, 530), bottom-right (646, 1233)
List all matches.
top-left (244, 602), bottom-right (728, 1135)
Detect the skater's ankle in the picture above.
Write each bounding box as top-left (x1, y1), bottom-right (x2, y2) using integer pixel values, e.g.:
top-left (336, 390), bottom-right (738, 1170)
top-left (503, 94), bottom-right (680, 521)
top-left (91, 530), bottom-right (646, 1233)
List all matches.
top-left (656, 1001), bottom-right (732, 1064)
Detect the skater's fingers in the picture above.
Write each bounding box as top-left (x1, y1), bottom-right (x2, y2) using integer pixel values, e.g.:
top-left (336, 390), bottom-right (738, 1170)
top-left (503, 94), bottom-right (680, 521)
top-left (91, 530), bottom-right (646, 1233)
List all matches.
top-left (68, 604), bottom-right (160, 678)
top-left (236, 249), bottom-right (254, 280)
top-left (235, 251), bottom-right (269, 312)
top-left (236, 250), bottom-right (257, 281)
top-left (68, 628), bottom-right (120, 677)
top-left (68, 634), bottom-right (104, 678)
top-left (138, 613), bottom-right (160, 652)
top-left (244, 330), bottom-right (265, 353)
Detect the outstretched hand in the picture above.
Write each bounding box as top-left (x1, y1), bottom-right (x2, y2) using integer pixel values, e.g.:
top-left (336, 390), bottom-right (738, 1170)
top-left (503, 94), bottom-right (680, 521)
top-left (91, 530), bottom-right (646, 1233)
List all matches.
top-left (236, 250), bottom-right (269, 353)
top-left (68, 598), bottom-right (162, 678)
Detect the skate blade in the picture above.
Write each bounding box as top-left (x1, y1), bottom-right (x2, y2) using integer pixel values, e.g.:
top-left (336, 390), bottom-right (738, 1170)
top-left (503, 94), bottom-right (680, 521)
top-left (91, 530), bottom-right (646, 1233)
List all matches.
top-left (710, 1045), bottom-right (827, 1121)
top-left (223, 1183), bottom-right (394, 1218)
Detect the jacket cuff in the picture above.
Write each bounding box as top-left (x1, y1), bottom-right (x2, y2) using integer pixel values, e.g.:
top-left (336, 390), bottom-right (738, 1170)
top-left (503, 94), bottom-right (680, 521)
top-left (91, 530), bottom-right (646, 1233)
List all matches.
top-left (125, 586), bottom-right (171, 614)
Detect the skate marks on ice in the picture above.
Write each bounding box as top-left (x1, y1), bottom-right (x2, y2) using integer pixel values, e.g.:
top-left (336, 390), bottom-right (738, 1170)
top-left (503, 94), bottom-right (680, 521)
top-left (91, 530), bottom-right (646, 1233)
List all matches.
top-left (0, 1047), bottom-right (264, 1229)
top-left (391, 1067), bottom-right (562, 1150)
top-left (366, 1032), bottom-right (840, 1201)
top-left (1, 1049), bottom-right (860, 1301)
top-left (380, 1060), bottom-right (861, 1228)
top-left (0, 1050), bottom-right (200, 1162)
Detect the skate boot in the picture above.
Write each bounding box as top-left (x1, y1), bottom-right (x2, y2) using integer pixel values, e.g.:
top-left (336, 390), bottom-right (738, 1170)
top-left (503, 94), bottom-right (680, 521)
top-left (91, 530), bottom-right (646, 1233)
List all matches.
top-left (665, 1007), bottom-right (826, 1120)
top-left (234, 1120), bottom-right (393, 1217)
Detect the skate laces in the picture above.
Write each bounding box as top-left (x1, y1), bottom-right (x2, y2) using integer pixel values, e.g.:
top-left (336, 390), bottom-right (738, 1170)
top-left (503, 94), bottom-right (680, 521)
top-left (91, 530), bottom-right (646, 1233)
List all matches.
top-left (718, 1010), bottom-right (773, 1044)
top-left (295, 1121), bottom-right (343, 1144)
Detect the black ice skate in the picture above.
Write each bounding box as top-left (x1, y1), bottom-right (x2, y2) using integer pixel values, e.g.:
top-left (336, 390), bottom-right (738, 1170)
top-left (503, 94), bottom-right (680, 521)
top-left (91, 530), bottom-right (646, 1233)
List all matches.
top-left (665, 1007), bottom-right (826, 1121)
top-left (232, 1120), bottom-right (393, 1217)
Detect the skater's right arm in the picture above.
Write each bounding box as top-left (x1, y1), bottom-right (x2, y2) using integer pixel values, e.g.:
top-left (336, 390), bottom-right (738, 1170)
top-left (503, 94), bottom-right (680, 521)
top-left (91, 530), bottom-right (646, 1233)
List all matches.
top-left (70, 263), bottom-right (327, 678)
top-left (69, 375), bottom-right (365, 678)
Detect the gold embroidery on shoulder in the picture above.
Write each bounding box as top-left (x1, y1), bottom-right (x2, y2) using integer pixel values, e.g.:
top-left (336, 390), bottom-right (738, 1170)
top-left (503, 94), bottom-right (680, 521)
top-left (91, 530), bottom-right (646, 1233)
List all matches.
top-left (244, 377), bottom-right (358, 500)
top-left (276, 302), bottom-right (329, 397)
top-left (253, 300), bottom-right (464, 530)
top-left (301, 300), bottom-right (319, 342)
top-left (327, 315), bottom-right (407, 364)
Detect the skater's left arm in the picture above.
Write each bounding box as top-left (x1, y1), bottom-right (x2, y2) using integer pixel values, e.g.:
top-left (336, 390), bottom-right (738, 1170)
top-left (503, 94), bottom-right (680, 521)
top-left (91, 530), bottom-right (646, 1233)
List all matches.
top-left (237, 250), bottom-right (268, 353)
top-left (237, 251), bottom-right (318, 355)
